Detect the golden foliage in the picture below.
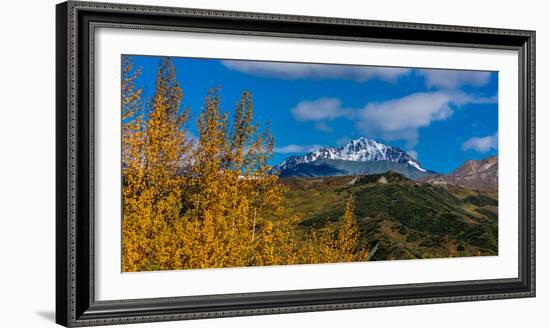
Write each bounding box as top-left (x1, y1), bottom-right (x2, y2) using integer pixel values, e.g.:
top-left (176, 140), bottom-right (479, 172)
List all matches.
top-left (299, 197), bottom-right (369, 264)
top-left (121, 57), bottom-right (369, 271)
top-left (122, 57), bottom-right (191, 271)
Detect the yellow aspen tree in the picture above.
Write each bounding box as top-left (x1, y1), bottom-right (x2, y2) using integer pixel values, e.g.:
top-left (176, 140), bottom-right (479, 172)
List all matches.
top-left (220, 91), bottom-right (258, 267)
top-left (335, 196), bottom-right (360, 262)
top-left (121, 56), bottom-right (146, 272)
top-left (335, 196), bottom-right (369, 262)
top-left (181, 89), bottom-right (292, 269)
top-left (271, 214), bottom-right (302, 265)
top-left (122, 57), bottom-right (191, 271)
top-left (299, 197), bottom-right (369, 265)
top-left (122, 58), bottom-right (368, 271)
top-left (181, 88), bottom-right (231, 268)
top-left (302, 229), bottom-right (321, 264)
top-left (300, 224), bottom-right (332, 264)
top-left (121, 55), bottom-right (142, 134)
top-left (317, 225), bottom-right (339, 263)
top-left (254, 221), bottom-right (275, 266)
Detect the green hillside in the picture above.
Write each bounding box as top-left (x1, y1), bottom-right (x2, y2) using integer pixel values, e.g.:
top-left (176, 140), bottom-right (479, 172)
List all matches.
top-left (280, 172), bottom-right (498, 261)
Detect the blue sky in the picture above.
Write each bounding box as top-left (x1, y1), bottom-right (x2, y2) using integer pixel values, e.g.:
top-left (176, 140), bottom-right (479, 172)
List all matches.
top-left (126, 55), bottom-right (498, 174)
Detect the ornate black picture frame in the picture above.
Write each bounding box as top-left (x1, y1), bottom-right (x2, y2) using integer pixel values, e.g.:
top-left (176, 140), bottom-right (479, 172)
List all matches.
top-left (56, 1), bottom-right (535, 326)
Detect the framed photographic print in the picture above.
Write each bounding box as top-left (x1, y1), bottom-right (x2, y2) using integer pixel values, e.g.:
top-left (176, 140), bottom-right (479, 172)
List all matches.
top-left (56, 1), bottom-right (535, 326)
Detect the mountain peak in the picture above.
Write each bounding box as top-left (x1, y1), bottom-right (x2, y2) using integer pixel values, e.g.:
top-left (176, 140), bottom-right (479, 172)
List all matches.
top-left (422, 155), bottom-right (498, 190)
top-left (277, 137), bottom-right (425, 172)
top-left (451, 156), bottom-right (497, 177)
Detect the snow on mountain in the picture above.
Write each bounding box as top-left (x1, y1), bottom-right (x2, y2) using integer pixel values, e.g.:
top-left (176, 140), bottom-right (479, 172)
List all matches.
top-left (276, 137), bottom-right (426, 172)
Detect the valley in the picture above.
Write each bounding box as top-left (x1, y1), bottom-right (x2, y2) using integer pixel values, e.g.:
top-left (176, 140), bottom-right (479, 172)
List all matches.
top-left (280, 172), bottom-right (498, 261)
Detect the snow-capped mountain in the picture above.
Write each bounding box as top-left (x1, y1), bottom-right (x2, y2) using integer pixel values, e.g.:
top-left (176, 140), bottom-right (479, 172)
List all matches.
top-left (277, 137), bottom-right (426, 172)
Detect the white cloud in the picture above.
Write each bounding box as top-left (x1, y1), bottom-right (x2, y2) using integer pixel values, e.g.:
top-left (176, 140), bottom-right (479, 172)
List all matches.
top-left (419, 69), bottom-right (492, 89)
top-left (223, 60), bottom-right (494, 92)
top-left (406, 150), bottom-right (418, 160)
top-left (291, 98), bottom-right (351, 122)
top-left (290, 91), bottom-right (493, 147)
top-left (314, 122), bottom-right (333, 133)
top-left (472, 95), bottom-right (498, 104)
top-left (461, 133), bottom-right (498, 153)
top-left (359, 92), bottom-right (454, 132)
top-left (357, 92), bottom-right (466, 146)
top-left (274, 144), bottom-right (323, 154)
top-left (222, 60), bottom-right (411, 82)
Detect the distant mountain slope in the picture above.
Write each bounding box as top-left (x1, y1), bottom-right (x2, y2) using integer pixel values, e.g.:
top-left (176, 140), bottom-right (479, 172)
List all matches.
top-left (278, 158), bottom-right (435, 180)
top-left (275, 137), bottom-right (432, 179)
top-left (425, 156), bottom-right (497, 190)
top-left (281, 172), bottom-right (498, 260)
